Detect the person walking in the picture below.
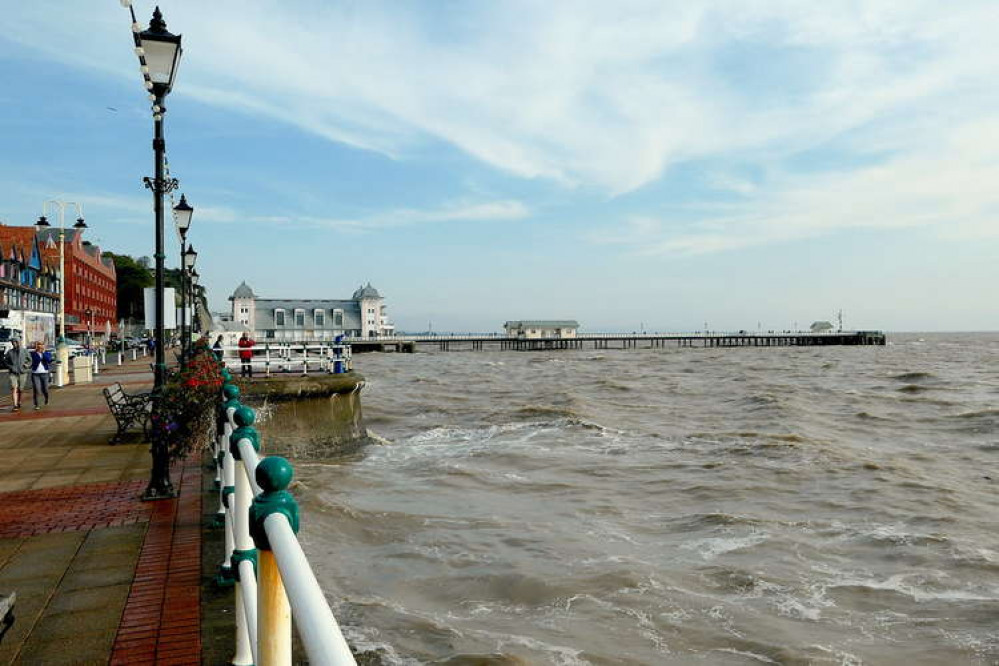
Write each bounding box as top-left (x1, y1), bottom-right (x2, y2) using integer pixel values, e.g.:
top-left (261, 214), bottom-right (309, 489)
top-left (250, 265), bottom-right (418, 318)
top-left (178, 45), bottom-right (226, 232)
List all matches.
top-left (238, 332), bottom-right (255, 378)
top-left (213, 335), bottom-right (225, 364)
top-left (29, 341), bottom-right (53, 410)
top-left (3, 338), bottom-right (30, 412)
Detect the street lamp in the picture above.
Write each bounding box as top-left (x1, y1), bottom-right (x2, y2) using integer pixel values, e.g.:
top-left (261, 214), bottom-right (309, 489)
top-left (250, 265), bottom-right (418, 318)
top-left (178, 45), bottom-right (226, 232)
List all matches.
top-left (184, 247), bottom-right (198, 337)
top-left (173, 194), bottom-right (193, 355)
top-left (138, 5), bottom-right (183, 500)
top-left (189, 268), bottom-right (200, 335)
top-left (35, 202), bottom-right (86, 388)
top-left (84, 307), bottom-right (94, 348)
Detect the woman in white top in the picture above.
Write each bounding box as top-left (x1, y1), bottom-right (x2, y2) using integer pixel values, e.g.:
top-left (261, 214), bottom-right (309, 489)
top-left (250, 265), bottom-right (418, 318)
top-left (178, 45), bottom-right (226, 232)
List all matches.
top-left (29, 341), bottom-right (53, 410)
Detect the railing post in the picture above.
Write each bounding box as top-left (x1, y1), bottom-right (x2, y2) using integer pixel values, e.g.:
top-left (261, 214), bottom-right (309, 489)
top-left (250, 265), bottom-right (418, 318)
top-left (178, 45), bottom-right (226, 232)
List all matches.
top-left (230, 405), bottom-right (262, 666)
top-left (250, 457), bottom-right (297, 666)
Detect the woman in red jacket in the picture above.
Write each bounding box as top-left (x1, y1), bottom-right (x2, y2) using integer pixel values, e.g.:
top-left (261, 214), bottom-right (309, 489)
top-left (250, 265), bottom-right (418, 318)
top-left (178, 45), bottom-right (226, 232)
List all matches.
top-left (238, 332), bottom-right (255, 378)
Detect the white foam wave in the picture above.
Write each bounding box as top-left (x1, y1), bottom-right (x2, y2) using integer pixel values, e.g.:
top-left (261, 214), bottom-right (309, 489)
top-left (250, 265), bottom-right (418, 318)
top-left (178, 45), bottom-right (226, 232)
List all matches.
top-left (681, 532), bottom-right (768, 561)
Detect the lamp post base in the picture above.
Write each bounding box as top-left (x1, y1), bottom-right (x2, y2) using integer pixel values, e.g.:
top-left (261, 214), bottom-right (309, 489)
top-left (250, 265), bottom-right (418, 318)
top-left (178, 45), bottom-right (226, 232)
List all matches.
top-left (141, 479), bottom-right (177, 501)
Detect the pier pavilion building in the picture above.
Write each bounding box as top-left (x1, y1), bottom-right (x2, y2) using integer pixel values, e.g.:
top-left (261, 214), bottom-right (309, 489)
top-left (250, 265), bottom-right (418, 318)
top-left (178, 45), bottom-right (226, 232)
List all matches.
top-left (504, 320), bottom-right (580, 339)
top-left (223, 281), bottom-right (393, 342)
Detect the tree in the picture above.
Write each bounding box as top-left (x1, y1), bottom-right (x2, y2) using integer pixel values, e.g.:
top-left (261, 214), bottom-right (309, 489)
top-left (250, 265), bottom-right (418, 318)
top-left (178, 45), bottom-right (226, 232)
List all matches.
top-left (104, 253), bottom-right (153, 322)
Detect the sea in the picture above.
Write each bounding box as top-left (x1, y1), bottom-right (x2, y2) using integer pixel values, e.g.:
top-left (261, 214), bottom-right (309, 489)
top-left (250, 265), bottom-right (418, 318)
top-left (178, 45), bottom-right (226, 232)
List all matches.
top-left (293, 332), bottom-right (999, 665)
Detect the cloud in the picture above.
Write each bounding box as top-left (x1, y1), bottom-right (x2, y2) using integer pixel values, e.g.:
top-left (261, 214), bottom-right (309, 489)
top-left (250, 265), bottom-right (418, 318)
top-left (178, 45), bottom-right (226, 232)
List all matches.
top-left (4, 1), bottom-right (996, 196)
top-left (307, 199), bottom-right (530, 231)
top-left (604, 117), bottom-right (999, 254)
top-left (3, 1), bottom-right (998, 254)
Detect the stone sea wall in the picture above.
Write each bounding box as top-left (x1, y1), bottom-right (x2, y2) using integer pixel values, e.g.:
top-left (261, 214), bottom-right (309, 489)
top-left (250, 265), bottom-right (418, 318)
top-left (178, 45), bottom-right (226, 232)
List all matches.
top-left (236, 371), bottom-right (368, 459)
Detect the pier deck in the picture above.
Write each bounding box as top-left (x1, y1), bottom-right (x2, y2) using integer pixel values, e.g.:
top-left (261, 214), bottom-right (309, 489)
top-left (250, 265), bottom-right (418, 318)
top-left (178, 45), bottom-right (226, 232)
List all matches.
top-left (350, 330), bottom-right (887, 352)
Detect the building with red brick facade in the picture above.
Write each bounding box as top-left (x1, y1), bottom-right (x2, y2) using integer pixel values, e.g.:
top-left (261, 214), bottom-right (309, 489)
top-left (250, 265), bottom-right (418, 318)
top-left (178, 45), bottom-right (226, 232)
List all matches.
top-left (37, 227), bottom-right (118, 341)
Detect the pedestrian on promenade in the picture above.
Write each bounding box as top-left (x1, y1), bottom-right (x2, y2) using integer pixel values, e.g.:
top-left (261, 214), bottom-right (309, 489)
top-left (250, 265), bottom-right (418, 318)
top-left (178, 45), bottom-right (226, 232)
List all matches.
top-left (213, 335), bottom-right (225, 364)
top-left (3, 338), bottom-right (30, 412)
top-left (238, 332), bottom-right (255, 378)
top-left (29, 341), bottom-right (53, 410)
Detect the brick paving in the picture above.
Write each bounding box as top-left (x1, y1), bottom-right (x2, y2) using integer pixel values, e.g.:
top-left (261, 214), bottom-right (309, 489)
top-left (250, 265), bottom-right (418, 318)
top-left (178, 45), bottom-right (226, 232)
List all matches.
top-left (0, 355), bottom-right (213, 666)
top-left (110, 458), bottom-right (202, 666)
top-left (0, 479), bottom-right (151, 538)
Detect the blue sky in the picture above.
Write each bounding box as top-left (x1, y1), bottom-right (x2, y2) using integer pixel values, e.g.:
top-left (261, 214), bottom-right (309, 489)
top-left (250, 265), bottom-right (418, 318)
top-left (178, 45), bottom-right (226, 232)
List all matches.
top-left (1, 1), bottom-right (996, 332)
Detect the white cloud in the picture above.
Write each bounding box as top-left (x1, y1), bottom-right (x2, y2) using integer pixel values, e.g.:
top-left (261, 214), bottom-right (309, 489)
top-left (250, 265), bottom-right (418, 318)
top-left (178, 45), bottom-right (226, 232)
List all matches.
top-left (307, 199), bottom-right (530, 231)
top-left (4, 1), bottom-right (998, 248)
top-left (606, 117), bottom-right (999, 254)
top-left (4, 2), bottom-right (996, 192)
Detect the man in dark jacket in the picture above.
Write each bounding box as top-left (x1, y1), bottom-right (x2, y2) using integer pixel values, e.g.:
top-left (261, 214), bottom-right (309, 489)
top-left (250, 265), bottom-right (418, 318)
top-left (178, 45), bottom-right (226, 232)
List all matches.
top-left (3, 338), bottom-right (30, 412)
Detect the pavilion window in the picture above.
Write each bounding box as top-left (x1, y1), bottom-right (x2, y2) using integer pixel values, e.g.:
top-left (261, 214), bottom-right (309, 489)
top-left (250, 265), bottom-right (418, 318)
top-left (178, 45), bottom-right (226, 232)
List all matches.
top-left (275, 309), bottom-right (286, 326)
top-left (294, 309), bottom-right (305, 327)
top-left (314, 309), bottom-right (325, 327)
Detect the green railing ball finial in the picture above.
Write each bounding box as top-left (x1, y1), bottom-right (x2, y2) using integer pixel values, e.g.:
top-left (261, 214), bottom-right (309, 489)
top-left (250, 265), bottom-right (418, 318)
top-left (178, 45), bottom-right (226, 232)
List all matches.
top-left (249, 456), bottom-right (300, 550)
top-left (221, 368), bottom-right (233, 381)
top-left (234, 405), bottom-right (255, 427)
top-left (256, 456), bottom-right (293, 493)
top-left (223, 384), bottom-right (240, 400)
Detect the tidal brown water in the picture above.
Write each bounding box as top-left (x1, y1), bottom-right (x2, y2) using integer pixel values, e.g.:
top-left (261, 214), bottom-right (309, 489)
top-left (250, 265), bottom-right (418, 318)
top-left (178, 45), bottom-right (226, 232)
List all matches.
top-left (294, 333), bottom-right (999, 665)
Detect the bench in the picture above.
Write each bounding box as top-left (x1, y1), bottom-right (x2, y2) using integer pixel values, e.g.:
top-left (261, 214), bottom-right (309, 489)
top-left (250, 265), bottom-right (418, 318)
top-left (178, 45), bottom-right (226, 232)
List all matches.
top-left (0, 592), bottom-right (14, 644)
top-left (103, 382), bottom-right (152, 444)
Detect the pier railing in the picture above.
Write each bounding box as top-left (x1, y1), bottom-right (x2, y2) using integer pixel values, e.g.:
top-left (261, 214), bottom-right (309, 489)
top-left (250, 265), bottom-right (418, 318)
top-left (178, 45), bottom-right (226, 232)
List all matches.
top-left (217, 342), bottom-right (352, 375)
top-left (214, 376), bottom-right (357, 665)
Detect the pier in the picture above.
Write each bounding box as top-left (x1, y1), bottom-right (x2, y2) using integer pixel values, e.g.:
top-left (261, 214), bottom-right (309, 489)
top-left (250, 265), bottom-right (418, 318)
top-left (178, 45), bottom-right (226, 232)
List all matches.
top-left (347, 330), bottom-right (887, 352)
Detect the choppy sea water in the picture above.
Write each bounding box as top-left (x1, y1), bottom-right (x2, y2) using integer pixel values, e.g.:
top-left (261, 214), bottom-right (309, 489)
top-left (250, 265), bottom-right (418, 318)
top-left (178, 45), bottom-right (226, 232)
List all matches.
top-left (294, 333), bottom-right (999, 665)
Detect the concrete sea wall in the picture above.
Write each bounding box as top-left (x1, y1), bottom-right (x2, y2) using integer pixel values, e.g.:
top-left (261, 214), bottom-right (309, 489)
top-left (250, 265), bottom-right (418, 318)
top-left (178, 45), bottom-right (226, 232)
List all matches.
top-left (236, 372), bottom-right (368, 459)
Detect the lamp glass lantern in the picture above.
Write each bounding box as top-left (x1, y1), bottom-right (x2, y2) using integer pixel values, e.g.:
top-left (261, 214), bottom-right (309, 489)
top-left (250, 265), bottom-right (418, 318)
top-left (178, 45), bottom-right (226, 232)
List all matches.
top-left (73, 217), bottom-right (87, 229)
top-left (35, 215), bottom-right (50, 228)
top-left (138, 7), bottom-right (182, 94)
top-left (183, 245), bottom-right (197, 270)
top-left (173, 194), bottom-right (193, 237)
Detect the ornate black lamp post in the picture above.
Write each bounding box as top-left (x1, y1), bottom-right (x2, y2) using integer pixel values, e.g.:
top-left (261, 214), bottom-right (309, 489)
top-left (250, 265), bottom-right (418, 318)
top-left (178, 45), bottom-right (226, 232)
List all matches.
top-left (173, 194), bottom-right (193, 356)
top-left (138, 6), bottom-right (183, 500)
top-left (189, 268), bottom-right (200, 335)
top-left (183, 245), bottom-right (198, 339)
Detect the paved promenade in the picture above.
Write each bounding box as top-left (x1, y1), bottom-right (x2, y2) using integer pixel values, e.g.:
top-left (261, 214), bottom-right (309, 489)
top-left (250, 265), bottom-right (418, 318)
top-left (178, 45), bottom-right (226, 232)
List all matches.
top-left (0, 357), bottom-right (204, 665)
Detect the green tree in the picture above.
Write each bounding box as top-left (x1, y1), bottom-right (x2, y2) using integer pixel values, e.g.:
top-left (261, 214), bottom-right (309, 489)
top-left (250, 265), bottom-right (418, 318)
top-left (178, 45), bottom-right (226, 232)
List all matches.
top-left (104, 253), bottom-right (153, 321)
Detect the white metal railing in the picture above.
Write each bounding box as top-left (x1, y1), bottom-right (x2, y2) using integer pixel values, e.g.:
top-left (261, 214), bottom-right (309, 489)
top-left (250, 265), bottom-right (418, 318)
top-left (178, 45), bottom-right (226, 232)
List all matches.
top-left (215, 383), bottom-right (357, 666)
top-left (216, 343), bottom-right (352, 376)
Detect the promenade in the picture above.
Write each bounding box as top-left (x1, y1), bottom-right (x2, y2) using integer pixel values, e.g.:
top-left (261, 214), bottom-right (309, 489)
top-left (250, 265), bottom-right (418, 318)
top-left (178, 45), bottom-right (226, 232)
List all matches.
top-left (0, 358), bottom-right (203, 665)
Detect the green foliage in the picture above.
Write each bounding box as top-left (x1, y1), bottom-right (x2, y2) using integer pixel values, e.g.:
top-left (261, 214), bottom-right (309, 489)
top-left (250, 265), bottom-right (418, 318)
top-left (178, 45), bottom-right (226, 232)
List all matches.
top-left (150, 340), bottom-right (224, 461)
top-left (104, 253), bottom-right (153, 321)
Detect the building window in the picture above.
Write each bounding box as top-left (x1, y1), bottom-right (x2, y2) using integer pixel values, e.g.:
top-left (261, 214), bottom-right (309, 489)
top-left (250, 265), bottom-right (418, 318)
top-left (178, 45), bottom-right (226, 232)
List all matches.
top-left (334, 310), bottom-right (343, 327)
top-left (314, 309), bottom-right (325, 327)
top-left (294, 309), bottom-right (305, 327)
top-left (275, 309), bottom-right (286, 326)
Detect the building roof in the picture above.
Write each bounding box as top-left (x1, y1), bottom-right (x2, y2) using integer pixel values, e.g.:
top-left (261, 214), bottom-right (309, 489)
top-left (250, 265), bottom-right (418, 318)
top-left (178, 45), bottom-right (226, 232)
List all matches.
top-left (504, 320), bottom-right (580, 328)
top-left (36, 227), bottom-right (83, 245)
top-left (0, 225), bottom-right (38, 259)
top-left (231, 281), bottom-right (256, 299)
top-left (352, 282), bottom-right (381, 299)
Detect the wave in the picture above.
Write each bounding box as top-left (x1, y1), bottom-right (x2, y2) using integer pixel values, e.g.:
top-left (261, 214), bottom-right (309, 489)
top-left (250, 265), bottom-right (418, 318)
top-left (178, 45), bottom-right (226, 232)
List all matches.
top-left (680, 532), bottom-right (768, 561)
top-left (689, 431), bottom-right (808, 445)
top-left (513, 405), bottom-right (579, 419)
top-left (892, 371), bottom-right (936, 382)
top-left (897, 384), bottom-right (930, 394)
top-left (954, 408), bottom-right (999, 419)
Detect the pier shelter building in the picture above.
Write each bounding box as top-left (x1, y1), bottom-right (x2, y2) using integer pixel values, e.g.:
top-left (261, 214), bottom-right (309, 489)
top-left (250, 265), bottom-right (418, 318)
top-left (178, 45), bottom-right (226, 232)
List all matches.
top-left (224, 281), bottom-right (394, 342)
top-left (504, 320), bottom-right (579, 339)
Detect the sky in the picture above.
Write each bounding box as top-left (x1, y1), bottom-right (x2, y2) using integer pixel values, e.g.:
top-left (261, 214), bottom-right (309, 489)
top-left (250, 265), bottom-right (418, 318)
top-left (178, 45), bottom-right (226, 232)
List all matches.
top-left (0, 1), bottom-right (996, 332)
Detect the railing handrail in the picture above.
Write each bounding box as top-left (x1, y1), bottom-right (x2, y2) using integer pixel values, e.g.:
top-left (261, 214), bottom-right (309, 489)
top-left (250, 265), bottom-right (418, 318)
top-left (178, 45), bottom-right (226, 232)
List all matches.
top-left (264, 514), bottom-right (356, 666)
top-left (216, 382), bottom-right (357, 665)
